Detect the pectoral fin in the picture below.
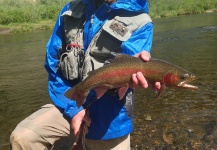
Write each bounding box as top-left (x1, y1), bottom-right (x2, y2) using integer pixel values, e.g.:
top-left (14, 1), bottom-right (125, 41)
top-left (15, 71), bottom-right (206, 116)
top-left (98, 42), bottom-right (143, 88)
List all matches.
top-left (157, 85), bottom-right (166, 98)
top-left (118, 86), bottom-right (129, 100)
top-left (94, 88), bottom-right (108, 99)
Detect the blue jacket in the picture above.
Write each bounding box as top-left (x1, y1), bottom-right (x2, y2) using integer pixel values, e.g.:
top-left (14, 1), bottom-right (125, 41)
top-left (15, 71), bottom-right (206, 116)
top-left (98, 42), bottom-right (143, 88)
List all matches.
top-left (44, 0), bottom-right (153, 140)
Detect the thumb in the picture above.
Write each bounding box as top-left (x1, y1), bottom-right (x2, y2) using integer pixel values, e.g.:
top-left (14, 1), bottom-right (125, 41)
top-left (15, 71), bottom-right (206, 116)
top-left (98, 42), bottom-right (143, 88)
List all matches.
top-left (134, 50), bottom-right (150, 62)
top-left (71, 117), bottom-right (83, 136)
top-left (71, 110), bottom-right (85, 136)
top-left (71, 109), bottom-right (91, 136)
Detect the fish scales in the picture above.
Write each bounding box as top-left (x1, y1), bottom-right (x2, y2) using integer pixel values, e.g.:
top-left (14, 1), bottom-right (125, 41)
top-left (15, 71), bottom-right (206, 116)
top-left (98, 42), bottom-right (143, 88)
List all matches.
top-left (65, 54), bottom-right (197, 108)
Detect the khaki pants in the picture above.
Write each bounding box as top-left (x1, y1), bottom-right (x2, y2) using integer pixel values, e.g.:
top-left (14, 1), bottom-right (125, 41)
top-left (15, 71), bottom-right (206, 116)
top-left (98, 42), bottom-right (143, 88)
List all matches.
top-left (10, 104), bottom-right (130, 150)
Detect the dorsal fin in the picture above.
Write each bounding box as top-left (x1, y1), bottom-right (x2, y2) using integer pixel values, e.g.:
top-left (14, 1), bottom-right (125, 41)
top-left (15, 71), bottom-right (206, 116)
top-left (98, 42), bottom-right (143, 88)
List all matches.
top-left (111, 53), bottom-right (132, 63)
top-left (87, 54), bottom-right (132, 76)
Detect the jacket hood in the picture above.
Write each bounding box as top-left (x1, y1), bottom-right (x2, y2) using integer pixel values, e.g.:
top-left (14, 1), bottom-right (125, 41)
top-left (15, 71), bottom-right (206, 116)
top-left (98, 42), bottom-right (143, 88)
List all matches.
top-left (81, 0), bottom-right (149, 13)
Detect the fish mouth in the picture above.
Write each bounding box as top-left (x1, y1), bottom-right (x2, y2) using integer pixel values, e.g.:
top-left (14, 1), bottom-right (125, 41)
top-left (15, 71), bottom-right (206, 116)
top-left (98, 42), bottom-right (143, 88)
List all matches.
top-left (178, 81), bottom-right (198, 90)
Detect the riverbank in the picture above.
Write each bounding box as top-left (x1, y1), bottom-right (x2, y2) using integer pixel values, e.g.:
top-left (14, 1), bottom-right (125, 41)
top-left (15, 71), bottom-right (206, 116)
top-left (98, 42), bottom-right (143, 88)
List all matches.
top-left (0, 20), bottom-right (54, 34)
top-left (0, 0), bottom-right (217, 34)
top-left (1, 10), bottom-right (215, 34)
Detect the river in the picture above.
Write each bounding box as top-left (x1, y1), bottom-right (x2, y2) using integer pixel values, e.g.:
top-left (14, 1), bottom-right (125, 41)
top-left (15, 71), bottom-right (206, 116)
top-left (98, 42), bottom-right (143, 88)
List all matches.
top-left (0, 13), bottom-right (217, 150)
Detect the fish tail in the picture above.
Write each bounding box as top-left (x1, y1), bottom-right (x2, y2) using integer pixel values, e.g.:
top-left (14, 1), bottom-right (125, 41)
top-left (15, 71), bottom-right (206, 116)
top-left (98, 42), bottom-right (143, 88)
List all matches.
top-left (64, 85), bottom-right (87, 107)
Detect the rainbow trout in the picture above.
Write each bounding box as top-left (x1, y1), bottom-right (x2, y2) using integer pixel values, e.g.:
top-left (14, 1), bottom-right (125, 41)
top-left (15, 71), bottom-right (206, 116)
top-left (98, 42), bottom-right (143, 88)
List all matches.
top-left (65, 54), bottom-right (198, 107)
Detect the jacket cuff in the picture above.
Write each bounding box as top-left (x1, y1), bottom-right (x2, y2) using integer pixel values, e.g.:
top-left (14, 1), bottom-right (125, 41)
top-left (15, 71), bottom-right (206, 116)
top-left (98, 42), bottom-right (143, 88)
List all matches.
top-left (63, 101), bottom-right (84, 119)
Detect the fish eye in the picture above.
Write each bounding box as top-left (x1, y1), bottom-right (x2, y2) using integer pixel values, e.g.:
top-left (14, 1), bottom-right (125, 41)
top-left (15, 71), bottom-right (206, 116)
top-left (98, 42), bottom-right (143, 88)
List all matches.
top-left (181, 74), bottom-right (189, 79)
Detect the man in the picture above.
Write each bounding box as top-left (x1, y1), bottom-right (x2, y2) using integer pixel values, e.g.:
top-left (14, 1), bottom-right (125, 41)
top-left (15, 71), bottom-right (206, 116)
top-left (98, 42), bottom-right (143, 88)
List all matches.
top-left (10, 0), bottom-right (160, 149)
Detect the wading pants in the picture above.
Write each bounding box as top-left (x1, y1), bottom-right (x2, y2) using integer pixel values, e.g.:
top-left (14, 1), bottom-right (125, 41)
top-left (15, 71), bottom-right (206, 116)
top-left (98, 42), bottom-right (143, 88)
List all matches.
top-left (10, 104), bottom-right (130, 150)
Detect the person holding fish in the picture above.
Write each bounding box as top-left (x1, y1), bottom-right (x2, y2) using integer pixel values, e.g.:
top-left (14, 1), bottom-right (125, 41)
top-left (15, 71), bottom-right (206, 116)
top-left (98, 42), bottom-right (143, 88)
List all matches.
top-left (10, 0), bottom-right (162, 149)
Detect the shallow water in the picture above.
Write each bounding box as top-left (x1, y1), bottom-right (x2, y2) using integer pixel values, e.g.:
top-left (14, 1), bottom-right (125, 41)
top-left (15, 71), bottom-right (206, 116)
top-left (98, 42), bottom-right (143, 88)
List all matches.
top-left (0, 13), bottom-right (217, 149)
top-left (132, 13), bottom-right (217, 149)
top-left (0, 31), bottom-right (51, 149)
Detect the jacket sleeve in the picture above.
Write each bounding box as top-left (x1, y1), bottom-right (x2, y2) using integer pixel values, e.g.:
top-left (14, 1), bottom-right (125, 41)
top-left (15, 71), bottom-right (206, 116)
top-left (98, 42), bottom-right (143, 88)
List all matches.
top-left (44, 3), bottom-right (83, 120)
top-left (122, 22), bottom-right (154, 56)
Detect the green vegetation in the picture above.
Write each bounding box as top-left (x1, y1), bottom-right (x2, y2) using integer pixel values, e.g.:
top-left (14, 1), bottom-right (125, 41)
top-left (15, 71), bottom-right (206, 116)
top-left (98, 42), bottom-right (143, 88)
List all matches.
top-left (0, 0), bottom-right (69, 33)
top-left (0, 0), bottom-right (216, 33)
top-left (149, 0), bottom-right (217, 17)
top-left (0, 0), bottom-right (69, 24)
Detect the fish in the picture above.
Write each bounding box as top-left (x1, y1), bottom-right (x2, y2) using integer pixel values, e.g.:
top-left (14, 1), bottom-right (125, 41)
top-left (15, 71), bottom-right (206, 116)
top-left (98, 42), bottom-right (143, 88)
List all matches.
top-left (65, 54), bottom-right (198, 107)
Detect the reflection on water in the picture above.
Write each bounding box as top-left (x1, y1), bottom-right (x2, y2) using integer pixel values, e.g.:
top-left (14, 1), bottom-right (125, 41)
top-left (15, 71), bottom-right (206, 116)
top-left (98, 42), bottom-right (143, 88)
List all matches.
top-left (0, 13), bottom-right (217, 149)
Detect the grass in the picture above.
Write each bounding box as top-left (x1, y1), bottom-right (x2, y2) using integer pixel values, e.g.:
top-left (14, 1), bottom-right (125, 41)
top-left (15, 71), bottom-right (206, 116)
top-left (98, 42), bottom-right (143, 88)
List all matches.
top-left (149, 0), bottom-right (217, 17)
top-left (0, 0), bottom-right (68, 24)
top-left (0, 0), bottom-right (216, 33)
top-left (0, 0), bottom-right (69, 33)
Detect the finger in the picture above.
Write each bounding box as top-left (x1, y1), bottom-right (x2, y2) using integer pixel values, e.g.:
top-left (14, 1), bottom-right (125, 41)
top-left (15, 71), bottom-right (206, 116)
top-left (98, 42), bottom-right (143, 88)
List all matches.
top-left (155, 82), bottom-right (161, 90)
top-left (132, 73), bottom-right (138, 88)
top-left (134, 53), bottom-right (140, 58)
top-left (71, 109), bottom-right (86, 135)
top-left (151, 82), bottom-right (161, 92)
top-left (140, 51), bottom-right (150, 62)
top-left (72, 120), bottom-right (82, 136)
top-left (136, 72), bottom-right (148, 88)
top-left (134, 51), bottom-right (150, 62)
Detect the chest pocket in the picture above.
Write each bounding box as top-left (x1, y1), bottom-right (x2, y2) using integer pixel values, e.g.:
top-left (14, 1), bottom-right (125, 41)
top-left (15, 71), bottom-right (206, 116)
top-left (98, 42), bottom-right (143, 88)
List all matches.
top-left (90, 12), bottom-right (152, 60)
top-left (58, 0), bottom-right (85, 81)
top-left (103, 13), bottom-right (152, 41)
top-left (81, 12), bottom-right (152, 80)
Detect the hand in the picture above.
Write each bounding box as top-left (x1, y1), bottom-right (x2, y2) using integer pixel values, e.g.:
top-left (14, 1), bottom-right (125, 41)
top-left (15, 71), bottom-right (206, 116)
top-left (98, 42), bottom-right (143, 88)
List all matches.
top-left (132, 51), bottom-right (161, 90)
top-left (71, 109), bottom-right (91, 136)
